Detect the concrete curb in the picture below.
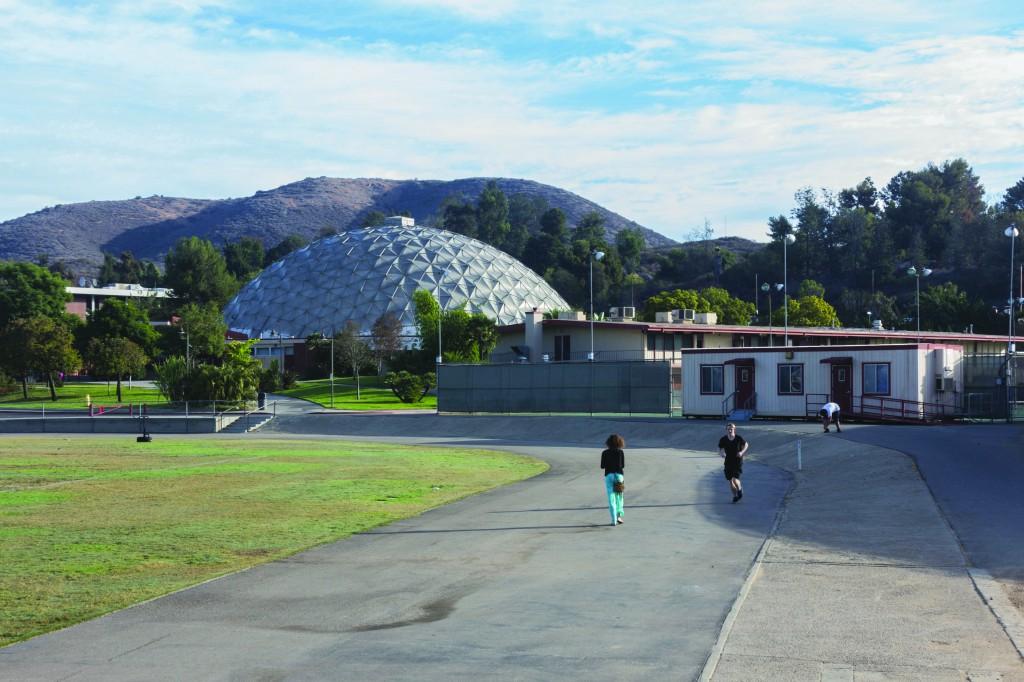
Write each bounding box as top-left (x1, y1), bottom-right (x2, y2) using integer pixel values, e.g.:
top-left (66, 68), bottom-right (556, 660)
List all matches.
top-left (698, 475), bottom-right (795, 681)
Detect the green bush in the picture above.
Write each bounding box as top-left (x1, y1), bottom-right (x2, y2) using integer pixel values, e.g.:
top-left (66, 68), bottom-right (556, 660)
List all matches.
top-left (383, 371), bottom-right (436, 403)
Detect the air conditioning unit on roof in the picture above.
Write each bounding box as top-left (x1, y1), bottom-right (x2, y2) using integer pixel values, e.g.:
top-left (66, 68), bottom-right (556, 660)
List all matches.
top-left (673, 308), bottom-right (696, 322)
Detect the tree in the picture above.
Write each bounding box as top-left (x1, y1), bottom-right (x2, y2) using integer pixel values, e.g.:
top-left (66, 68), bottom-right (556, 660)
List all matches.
top-left (700, 287), bottom-right (756, 325)
top-left (80, 298), bottom-right (159, 358)
top-left (360, 210), bottom-right (388, 227)
top-left (171, 302), bottom-right (228, 364)
top-left (796, 279), bottom-right (826, 299)
top-left (335, 321), bottom-right (373, 399)
top-left (0, 261), bottom-right (70, 328)
top-left (785, 295), bottom-right (841, 327)
top-left (476, 180), bottom-right (510, 245)
top-left (264, 234), bottom-right (309, 266)
top-left (0, 316), bottom-right (81, 400)
top-left (640, 289), bottom-right (705, 322)
top-left (443, 202), bottom-right (478, 238)
top-left (615, 228), bottom-right (645, 272)
top-left (163, 236), bottom-right (238, 306)
top-left (154, 341), bottom-right (261, 403)
top-left (86, 337), bottom-right (147, 402)
top-left (412, 289), bottom-right (497, 364)
top-left (624, 273), bottom-right (644, 307)
top-left (97, 251), bottom-right (156, 286)
top-left (223, 237), bottom-right (266, 283)
top-left (371, 312), bottom-right (404, 373)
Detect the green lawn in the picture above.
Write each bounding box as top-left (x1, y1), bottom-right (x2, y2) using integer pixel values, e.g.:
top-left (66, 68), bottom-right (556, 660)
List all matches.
top-left (0, 381), bottom-right (165, 410)
top-left (279, 376), bottom-right (437, 410)
top-left (0, 436), bottom-right (546, 646)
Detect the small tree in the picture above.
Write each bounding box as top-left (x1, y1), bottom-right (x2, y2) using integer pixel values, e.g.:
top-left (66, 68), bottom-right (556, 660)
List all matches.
top-left (335, 321), bottom-right (373, 399)
top-left (86, 337), bottom-right (148, 402)
top-left (371, 312), bottom-right (403, 373)
top-left (0, 316), bottom-right (81, 400)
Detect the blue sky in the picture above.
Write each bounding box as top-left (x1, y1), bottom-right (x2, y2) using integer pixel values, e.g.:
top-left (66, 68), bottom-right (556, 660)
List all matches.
top-left (1, 1), bottom-right (1022, 243)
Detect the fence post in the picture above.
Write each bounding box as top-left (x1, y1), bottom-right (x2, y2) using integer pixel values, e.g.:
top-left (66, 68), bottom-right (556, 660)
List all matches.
top-left (797, 439), bottom-right (802, 471)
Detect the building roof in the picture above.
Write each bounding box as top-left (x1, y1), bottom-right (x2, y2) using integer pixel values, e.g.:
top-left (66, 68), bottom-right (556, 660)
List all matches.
top-left (224, 223), bottom-right (570, 339)
top-left (497, 317), bottom-right (1017, 345)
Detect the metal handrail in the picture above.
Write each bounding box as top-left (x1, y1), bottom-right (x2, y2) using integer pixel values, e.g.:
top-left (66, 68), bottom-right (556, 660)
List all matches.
top-left (721, 391), bottom-right (737, 420)
top-left (216, 400), bottom-right (275, 432)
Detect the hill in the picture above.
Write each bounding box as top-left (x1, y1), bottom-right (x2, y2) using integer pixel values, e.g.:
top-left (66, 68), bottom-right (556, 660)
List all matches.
top-left (0, 177), bottom-right (676, 275)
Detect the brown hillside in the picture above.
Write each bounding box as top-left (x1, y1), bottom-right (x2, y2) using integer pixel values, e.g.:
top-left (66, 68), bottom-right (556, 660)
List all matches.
top-left (0, 177), bottom-right (676, 275)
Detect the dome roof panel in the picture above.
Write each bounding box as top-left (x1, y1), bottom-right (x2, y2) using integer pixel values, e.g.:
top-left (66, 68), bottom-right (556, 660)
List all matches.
top-left (225, 225), bottom-right (569, 338)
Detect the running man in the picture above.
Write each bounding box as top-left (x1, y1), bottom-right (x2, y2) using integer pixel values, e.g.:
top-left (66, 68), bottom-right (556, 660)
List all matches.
top-left (718, 423), bottom-right (748, 503)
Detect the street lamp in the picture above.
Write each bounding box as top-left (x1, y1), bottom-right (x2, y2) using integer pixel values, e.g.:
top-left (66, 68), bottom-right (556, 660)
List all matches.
top-left (589, 250), bottom-right (605, 361)
top-left (1005, 225), bottom-right (1019, 421)
top-left (179, 327), bottom-right (190, 375)
top-left (324, 329), bottom-right (335, 409)
top-left (761, 282), bottom-right (783, 346)
top-left (867, 311), bottom-right (873, 328)
top-left (782, 233), bottom-right (795, 347)
top-left (906, 266), bottom-right (933, 341)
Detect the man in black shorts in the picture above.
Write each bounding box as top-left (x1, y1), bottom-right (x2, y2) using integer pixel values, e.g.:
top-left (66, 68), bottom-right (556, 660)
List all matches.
top-left (718, 423), bottom-right (748, 503)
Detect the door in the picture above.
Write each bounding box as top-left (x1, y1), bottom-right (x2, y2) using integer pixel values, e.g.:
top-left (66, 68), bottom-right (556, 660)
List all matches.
top-left (830, 362), bottom-right (853, 414)
top-left (735, 362), bottom-right (755, 409)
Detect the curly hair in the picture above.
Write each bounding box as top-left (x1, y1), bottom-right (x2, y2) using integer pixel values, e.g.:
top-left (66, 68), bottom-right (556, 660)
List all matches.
top-left (605, 433), bottom-right (625, 448)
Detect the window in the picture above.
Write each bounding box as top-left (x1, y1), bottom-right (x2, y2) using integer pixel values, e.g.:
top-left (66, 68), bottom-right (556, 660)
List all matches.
top-left (778, 363), bottom-right (804, 395)
top-left (554, 335), bottom-right (571, 361)
top-left (863, 362), bottom-right (890, 395)
top-left (646, 333), bottom-right (656, 351)
top-left (700, 364), bottom-right (724, 394)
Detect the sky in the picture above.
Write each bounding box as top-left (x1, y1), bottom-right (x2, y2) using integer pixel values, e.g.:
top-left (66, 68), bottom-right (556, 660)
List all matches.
top-left (1, 1), bottom-right (1022, 244)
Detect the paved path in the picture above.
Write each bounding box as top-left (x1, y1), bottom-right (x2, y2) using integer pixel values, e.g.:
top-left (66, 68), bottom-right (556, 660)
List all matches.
top-left (1, 417), bottom-right (1022, 681)
top-left (840, 424), bottom-right (1024, 613)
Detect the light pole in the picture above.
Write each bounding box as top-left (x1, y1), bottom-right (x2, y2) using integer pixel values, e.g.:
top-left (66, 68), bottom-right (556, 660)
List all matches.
top-left (783, 233), bottom-right (795, 347)
top-left (1006, 225), bottom-right (1019, 421)
top-left (906, 266), bottom-right (932, 341)
top-left (589, 250), bottom-right (605, 361)
top-left (180, 328), bottom-right (190, 375)
top-left (761, 282), bottom-right (783, 346)
top-left (324, 329), bottom-right (335, 409)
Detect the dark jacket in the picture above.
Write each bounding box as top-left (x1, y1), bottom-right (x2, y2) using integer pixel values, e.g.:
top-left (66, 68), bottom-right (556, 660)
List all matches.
top-left (601, 448), bottom-right (624, 476)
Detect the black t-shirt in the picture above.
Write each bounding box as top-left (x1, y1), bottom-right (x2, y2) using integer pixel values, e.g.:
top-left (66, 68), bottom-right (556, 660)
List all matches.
top-left (601, 448), bottom-right (624, 476)
top-left (718, 435), bottom-right (746, 468)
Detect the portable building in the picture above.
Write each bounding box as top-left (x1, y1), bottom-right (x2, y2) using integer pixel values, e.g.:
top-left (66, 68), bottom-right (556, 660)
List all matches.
top-left (680, 343), bottom-right (963, 421)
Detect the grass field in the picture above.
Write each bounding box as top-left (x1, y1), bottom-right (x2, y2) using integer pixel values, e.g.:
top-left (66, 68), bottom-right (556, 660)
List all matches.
top-left (0, 381), bottom-right (165, 410)
top-left (0, 436), bottom-right (546, 646)
top-left (279, 376), bottom-right (437, 410)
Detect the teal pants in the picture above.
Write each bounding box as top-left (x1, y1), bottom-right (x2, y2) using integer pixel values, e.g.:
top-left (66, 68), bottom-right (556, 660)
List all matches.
top-left (604, 473), bottom-right (624, 524)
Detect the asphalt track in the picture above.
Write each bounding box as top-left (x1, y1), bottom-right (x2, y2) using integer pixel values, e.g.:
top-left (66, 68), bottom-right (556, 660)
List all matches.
top-left (1, 414), bottom-right (1022, 680)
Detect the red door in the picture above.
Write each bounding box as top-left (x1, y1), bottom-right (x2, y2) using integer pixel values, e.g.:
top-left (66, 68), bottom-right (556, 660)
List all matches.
top-left (830, 362), bottom-right (853, 414)
top-left (735, 362), bottom-right (755, 409)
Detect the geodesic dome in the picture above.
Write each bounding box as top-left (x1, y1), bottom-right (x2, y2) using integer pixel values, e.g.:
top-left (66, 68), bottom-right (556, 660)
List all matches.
top-left (223, 223), bottom-right (570, 339)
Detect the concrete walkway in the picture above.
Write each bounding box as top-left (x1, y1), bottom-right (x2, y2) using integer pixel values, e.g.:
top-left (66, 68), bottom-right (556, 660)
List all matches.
top-left (1, 417), bottom-right (1022, 681)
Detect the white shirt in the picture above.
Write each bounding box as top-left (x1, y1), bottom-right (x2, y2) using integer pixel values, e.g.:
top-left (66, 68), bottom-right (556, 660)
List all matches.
top-left (821, 402), bottom-right (840, 416)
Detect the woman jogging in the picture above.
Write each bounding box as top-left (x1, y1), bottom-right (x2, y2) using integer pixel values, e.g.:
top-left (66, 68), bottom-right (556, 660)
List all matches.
top-left (600, 434), bottom-right (625, 526)
top-left (718, 423), bottom-right (748, 503)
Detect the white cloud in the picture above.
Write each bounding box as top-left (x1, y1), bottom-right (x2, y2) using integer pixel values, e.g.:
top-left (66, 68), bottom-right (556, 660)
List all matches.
top-left (0, 0), bottom-right (1022, 245)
